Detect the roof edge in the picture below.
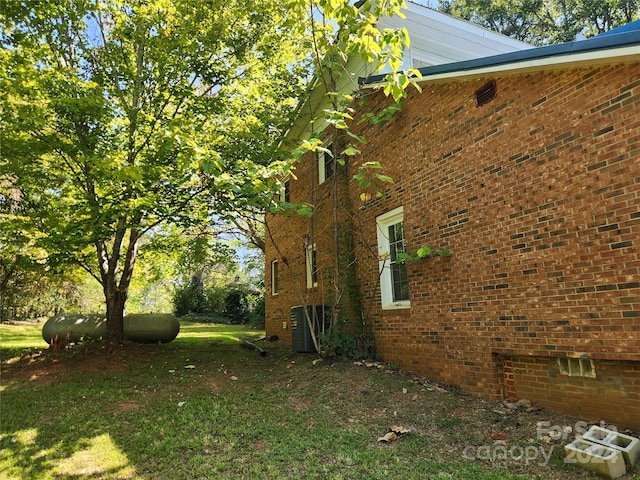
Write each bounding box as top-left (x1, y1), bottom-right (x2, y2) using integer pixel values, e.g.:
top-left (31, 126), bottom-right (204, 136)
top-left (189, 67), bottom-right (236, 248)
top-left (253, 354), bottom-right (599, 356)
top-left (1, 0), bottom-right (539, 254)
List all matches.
top-left (361, 28), bottom-right (640, 86)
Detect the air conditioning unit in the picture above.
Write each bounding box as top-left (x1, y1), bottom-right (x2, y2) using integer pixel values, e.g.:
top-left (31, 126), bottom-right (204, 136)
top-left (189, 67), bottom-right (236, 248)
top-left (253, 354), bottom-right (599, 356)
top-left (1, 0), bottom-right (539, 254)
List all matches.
top-left (290, 305), bottom-right (330, 353)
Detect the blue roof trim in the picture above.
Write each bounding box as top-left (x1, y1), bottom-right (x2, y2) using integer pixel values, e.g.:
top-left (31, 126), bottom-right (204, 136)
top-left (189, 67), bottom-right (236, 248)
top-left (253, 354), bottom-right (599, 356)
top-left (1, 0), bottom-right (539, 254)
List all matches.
top-left (361, 26), bottom-right (640, 85)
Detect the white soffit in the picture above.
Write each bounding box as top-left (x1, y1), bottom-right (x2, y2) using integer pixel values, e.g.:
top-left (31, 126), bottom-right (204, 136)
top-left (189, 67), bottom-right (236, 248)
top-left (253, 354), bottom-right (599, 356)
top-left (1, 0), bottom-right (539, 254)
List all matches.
top-left (380, 1), bottom-right (531, 65)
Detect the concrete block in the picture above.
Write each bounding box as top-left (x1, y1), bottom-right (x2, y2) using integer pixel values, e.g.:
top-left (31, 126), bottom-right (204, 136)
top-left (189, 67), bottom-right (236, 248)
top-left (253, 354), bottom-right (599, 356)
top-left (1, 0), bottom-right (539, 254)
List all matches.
top-left (564, 438), bottom-right (626, 479)
top-left (583, 425), bottom-right (640, 468)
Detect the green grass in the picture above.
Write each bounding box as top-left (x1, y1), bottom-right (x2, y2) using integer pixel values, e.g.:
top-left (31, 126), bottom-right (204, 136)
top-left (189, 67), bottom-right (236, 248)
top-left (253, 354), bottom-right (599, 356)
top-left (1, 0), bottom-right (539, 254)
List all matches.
top-left (1, 322), bottom-right (633, 479)
top-left (0, 322), bottom-right (48, 349)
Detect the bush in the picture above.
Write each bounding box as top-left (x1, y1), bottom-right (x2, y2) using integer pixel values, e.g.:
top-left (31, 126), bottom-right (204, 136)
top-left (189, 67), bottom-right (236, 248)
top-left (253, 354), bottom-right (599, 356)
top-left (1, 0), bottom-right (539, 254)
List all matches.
top-left (248, 295), bottom-right (265, 328)
top-left (320, 329), bottom-right (377, 360)
top-left (204, 285), bottom-right (227, 316)
top-left (224, 289), bottom-right (249, 324)
top-left (172, 276), bottom-right (207, 317)
top-left (173, 280), bottom-right (265, 327)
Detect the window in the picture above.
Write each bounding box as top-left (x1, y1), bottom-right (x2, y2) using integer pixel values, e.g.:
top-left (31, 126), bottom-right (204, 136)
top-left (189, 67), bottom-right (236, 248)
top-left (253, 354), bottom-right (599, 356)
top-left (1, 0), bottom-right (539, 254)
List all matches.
top-left (318, 143), bottom-right (334, 184)
top-left (558, 358), bottom-right (596, 378)
top-left (275, 179), bottom-right (291, 202)
top-left (283, 180), bottom-right (291, 203)
top-left (376, 207), bottom-right (410, 309)
top-left (306, 244), bottom-right (318, 289)
top-left (271, 259), bottom-right (279, 295)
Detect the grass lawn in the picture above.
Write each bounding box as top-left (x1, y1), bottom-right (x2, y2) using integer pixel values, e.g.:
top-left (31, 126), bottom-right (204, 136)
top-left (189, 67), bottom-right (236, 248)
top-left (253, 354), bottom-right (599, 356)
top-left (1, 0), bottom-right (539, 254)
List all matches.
top-left (1, 321), bottom-right (637, 479)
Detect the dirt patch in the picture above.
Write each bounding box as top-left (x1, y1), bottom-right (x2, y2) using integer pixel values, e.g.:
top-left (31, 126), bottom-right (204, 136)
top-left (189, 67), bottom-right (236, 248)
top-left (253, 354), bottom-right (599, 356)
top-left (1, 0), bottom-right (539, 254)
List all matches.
top-left (252, 440), bottom-right (269, 452)
top-left (114, 402), bottom-right (142, 412)
top-left (206, 377), bottom-right (220, 391)
top-left (1, 342), bottom-right (137, 387)
top-left (287, 396), bottom-right (309, 412)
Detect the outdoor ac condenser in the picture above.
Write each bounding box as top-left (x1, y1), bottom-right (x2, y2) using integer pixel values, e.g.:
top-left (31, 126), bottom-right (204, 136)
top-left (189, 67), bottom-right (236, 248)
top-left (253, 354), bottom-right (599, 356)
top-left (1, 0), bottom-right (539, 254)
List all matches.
top-left (290, 305), bottom-right (330, 353)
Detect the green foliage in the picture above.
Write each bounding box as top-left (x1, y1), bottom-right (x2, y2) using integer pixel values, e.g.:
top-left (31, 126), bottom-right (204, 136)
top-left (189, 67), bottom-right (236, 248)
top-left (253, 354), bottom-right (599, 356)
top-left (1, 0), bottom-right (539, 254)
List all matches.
top-left (269, 0), bottom-right (419, 356)
top-left (358, 102), bottom-right (404, 127)
top-left (397, 246), bottom-right (452, 264)
top-left (321, 329), bottom-right (377, 360)
top-left (172, 275), bottom-right (207, 318)
top-left (0, 253), bottom-right (95, 321)
top-left (173, 280), bottom-right (263, 326)
top-left (223, 290), bottom-right (250, 325)
top-left (0, 0), bottom-right (307, 339)
top-left (439, 0), bottom-right (640, 45)
top-left (1, 0), bottom-right (420, 340)
top-left (284, 0), bottom-right (421, 199)
top-left (250, 295), bottom-right (266, 328)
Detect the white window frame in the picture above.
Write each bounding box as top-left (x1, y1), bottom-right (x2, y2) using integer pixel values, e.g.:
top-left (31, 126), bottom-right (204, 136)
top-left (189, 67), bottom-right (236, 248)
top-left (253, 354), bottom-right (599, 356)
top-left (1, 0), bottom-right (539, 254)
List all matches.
top-left (376, 206), bottom-right (410, 310)
top-left (271, 259), bottom-right (279, 296)
top-left (305, 243), bottom-right (318, 289)
top-left (318, 144), bottom-right (334, 185)
top-left (274, 179), bottom-right (290, 202)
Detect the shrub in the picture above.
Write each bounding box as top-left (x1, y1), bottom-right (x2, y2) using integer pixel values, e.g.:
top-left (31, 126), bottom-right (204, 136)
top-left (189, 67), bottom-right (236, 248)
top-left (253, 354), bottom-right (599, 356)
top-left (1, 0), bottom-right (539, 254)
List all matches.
top-left (173, 279), bottom-right (264, 326)
top-left (224, 289), bottom-right (249, 324)
top-left (172, 276), bottom-right (207, 317)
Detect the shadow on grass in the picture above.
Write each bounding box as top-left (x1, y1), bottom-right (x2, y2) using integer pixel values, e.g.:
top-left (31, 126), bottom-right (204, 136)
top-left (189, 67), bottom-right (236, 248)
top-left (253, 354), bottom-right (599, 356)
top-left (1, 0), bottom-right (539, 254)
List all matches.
top-left (1, 323), bottom-right (267, 479)
top-left (1, 322), bottom-right (602, 480)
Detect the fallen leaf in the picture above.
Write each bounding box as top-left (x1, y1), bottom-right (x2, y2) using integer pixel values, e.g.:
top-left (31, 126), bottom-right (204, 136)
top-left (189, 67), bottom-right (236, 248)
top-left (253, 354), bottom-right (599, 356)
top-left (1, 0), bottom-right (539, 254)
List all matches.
top-left (402, 388), bottom-right (407, 394)
top-left (489, 431), bottom-right (510, 440)
top-left (377, 432), bottom-right (398, 443)
top-left (178, 402), bottom-right (185, 407)
top-left (427, 385), bottom-right (448, 393)
top-left (390, 425), bottom-right (411, 435)
top-left (312, 359), bottom-right (323, 366)
top-left (412, 394), bottom-right (418, 401)
top-left (184, 365), bottom-right (195, 369)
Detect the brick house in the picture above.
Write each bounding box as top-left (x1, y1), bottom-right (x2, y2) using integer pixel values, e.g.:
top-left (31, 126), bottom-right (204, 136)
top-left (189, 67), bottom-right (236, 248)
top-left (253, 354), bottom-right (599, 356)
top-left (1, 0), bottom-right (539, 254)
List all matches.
top-left (265, 15), bottom-right (640, 430)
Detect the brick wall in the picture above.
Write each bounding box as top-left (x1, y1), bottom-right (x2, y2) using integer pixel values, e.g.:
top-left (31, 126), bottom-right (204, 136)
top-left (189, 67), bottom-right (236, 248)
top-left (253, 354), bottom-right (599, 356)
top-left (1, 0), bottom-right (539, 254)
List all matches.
top-left (265, 136), bottom-right (352, 345)
top-left (507, 356), bottom-right (640, 430)
top-left (266, 61), bottom-right (640, 429)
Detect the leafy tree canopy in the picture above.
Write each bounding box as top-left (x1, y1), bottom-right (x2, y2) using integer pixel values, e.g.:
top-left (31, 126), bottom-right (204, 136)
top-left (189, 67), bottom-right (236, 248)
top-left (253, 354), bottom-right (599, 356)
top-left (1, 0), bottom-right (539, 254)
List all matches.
top-left (0, 0), bottom-right (308, 339)
top-left (438, 0), bottom-right (640, 45)
top-left (1, 0), bottom-right (415, 340)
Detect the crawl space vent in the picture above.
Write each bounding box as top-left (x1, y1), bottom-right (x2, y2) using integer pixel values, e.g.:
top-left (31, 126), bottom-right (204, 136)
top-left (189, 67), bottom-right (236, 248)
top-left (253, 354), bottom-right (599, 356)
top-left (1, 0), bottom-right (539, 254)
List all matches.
top-left (475, 80), bottom-right (497, 107)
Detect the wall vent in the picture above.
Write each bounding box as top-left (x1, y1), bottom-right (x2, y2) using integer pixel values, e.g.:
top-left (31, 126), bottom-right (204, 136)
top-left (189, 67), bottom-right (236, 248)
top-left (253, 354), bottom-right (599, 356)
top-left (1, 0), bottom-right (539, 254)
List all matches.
top-left (475, 80), bottom-right (497, 107)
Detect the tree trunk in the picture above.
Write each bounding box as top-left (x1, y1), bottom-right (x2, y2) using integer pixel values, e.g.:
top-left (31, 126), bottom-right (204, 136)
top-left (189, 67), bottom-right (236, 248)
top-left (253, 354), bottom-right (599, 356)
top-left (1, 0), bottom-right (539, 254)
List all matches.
top-left (99, 225), bottom-right (141, 344)
top-left (105, 286), bottom-right (127, 342)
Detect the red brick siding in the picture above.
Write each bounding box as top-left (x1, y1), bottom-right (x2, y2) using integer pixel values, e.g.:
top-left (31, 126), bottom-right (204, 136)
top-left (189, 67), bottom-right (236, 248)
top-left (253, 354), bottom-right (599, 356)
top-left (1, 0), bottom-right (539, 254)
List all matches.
top-left (508, 356), bottom-right (640, 430)
top-left (266, 62), bottom-right (640, 428)
top-left (265, 137), bottom-right (352, 343)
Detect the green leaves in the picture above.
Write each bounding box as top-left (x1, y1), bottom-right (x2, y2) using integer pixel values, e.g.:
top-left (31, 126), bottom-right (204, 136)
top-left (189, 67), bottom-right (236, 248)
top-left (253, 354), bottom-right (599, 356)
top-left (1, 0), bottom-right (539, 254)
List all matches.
top-left (396, 246), bottom-right (452, 264)
top-left (0, 0), bottom-right (312, 324)
top-left (442, 0), bottom-right (640, 45)
top-left (416, 246), bottom-right (452, 258)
